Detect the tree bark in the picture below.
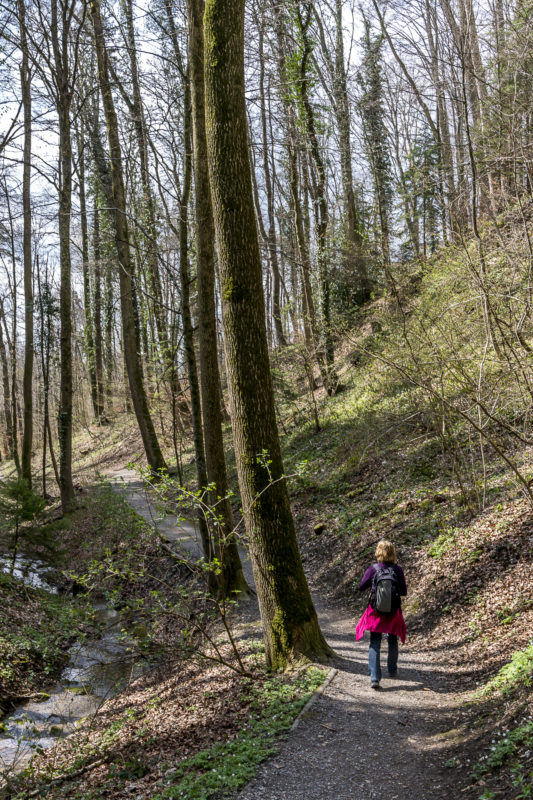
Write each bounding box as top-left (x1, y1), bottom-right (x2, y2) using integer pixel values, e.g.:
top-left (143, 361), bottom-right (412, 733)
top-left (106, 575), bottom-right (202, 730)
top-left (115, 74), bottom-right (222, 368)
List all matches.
top-left (333, 0), bottom-right (369, 303)
top-left (424, 0), bottom-right (457, 234)
top-left (123, 0), bottom-right (166, 349)
top-left (314, 0), bottom-right (369, 302)
top-left (82, 94), bottom-right (114, 409)
top-left (188, 0), bottom-right (249, 597)
top-left (3, 186), bottom-right (21, 474)
top-left (0, 302), bottom-right (14, 460)
top-left (298, 3), bottom-right (338, 394)
top-left (50, 0), bottom-right (76, 511)
top-left (19, 0), bottom-right (33, 486)
top-left (204, 0), bottom-right (331, 668)
top-left (77, 119), bottom-right (99, 420)
top-left (92, 195), bottom-right (105, 417)
top-left (257, 11), bottom-right (286, 347)
top-left (90, 0), bottom-right (166, 472)
top-left (178, 74), bottom-right (213, 564)
top-left (57, 101), bottom-right (75, 511)
top-left (271, 1), bottom-right (322, 370)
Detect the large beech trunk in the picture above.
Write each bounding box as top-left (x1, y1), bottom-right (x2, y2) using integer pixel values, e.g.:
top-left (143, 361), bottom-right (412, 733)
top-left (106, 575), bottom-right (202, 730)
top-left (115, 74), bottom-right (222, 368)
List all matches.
top-left (188, 0), bottom-right (249, 597)
top-left (204, 0), bottom-right (331, 667)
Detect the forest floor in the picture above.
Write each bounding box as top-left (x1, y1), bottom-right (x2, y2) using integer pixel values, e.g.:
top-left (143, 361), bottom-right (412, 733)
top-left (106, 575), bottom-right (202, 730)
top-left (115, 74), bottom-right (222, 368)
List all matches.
top-left (239, 601), bottom-right (470, 800)
top-left (90, 473), bottom-right (476, 800)
top-left (2, 425), bottom-right (532, 799)
top-left (3, 211), bottom-right (533, 797)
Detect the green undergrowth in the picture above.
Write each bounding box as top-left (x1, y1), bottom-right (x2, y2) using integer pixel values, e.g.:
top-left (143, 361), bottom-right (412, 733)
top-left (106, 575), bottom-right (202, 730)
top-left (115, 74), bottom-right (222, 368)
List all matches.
top-left (258, 212), bottom-right (533, 625)
top-left (471, 719), bottom-right (533, 799)
top-left (49, 481), bottom-right (151, 566)
top-left (0, 482), bottom-right (154, 708)
top-left (0, 572), bottom-right (90, 706)
top-left (4, 667), bottom-right (326, 800)
top-left (475, 641), bottom-right (533, 700)
top-left (472, 720), bottom-right (533, 779)
top-left (468, 643), bottom-right (533, 798)
top-left (152, 667), bottom-right (326, 800)
top-left (5, 706), bottom-right (144, 798)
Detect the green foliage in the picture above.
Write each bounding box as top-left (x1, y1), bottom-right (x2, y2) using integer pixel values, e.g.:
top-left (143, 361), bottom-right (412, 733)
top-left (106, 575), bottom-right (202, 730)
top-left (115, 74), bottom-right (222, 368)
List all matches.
top-left (152, 667), bottom-right (325, 800)
top-left (0, 575), bottom-right (90, 701)
top-left (0, 477), bottom-right (46, 536)
top-left (511, 763), bottom-right (533, 798)
top-left (472, 720), bottom-right (533, 778)
top-left (471, 649), bottom-right (533, 800)
top-left (428, 529), bottom-right (457, 559)
top-left (475, 642), bottom-right (533, 699)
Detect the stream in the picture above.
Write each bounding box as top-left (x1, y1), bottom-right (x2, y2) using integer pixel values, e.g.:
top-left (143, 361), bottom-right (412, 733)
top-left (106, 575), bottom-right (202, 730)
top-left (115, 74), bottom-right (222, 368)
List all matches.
top-left (0, 556), bottom-right (145, 775)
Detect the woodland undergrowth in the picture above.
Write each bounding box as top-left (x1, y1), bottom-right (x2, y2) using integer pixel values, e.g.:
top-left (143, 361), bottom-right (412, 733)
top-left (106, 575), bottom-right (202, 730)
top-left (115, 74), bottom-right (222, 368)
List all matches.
top-left (2, 207), bottom-right (533, 798)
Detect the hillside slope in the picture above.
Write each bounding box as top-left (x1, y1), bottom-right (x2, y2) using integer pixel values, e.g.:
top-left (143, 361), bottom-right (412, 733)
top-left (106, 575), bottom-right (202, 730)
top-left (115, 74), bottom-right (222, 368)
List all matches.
top-left (12, 205), bottom-right (531, 798)
top-left (273, 205), bottom-right (533, 797)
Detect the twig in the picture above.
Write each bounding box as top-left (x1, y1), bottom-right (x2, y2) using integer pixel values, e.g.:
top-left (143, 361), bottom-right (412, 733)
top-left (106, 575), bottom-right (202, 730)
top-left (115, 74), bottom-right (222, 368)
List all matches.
top-left (24, 757), bottom-right (106, 797)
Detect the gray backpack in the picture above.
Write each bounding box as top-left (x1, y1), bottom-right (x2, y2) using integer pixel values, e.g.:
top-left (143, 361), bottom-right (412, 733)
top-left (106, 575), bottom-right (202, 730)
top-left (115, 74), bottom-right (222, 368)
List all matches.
top-left (370, 563), bottom-right (400, 614)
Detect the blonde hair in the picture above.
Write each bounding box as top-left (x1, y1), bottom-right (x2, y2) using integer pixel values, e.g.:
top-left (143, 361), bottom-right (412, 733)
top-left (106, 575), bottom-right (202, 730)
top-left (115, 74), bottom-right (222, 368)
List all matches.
top-left (375, 539), bottom-right (396, 563)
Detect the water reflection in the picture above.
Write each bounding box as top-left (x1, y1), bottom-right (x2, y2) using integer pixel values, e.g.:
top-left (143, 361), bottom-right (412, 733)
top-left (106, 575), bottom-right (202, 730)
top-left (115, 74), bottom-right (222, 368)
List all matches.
top-left (0, 576), bottom-right (145, 775)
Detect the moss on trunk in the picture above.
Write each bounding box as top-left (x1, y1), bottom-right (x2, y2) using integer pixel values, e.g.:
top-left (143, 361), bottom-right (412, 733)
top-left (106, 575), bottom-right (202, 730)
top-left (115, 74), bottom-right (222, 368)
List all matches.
top-left (204, 0), bottom-right (331, 668)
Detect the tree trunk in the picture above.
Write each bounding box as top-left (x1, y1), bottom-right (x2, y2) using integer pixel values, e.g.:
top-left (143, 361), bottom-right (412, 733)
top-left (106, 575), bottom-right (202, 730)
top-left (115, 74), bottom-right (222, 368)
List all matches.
top-left (298, 4), bottom-right (337, 394)
top-left (104, 257), bottom-right (114, 407)
top-left (3, 185), bottom-right (21, 474)
top-left (123, 0), bottom-right (166, 350)
top-left (178, 74), bottom-right (213, 564)
top-left (204, 0), bottom-right (331, 668)
top-left (188, 0), bottom-right (249, 597)
top-left (315, 0), bottom-right (369, 302)
top-left (424, 0), bottom-right (457, 234)
top-left (19, 0), bottom-right (33, 486)
top-left (90, 0), bottom-right (166, 472)
top-left (50, 0), bottom-right (76, 513)
top-left (258, 12), bottom-right (286, 347)
top-left (92, 195), bottom-right (105, 417)
top-left (334, 0), bottom-right (369, 303)
top-left (0, 303), bottom-right (14, 460)
top-left (36, 259), bottom-right (59, 495)
top-left (57, 99), bottom-right (75, 511)
top-left (271, 2), bottom-right (319, 357)
top-left (77, 119), bottom-right (99, 420)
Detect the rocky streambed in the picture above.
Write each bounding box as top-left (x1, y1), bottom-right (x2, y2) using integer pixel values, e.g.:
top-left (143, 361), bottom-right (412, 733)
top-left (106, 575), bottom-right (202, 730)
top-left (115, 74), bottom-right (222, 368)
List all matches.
top-left (0, 556), bottom-right (144, 776)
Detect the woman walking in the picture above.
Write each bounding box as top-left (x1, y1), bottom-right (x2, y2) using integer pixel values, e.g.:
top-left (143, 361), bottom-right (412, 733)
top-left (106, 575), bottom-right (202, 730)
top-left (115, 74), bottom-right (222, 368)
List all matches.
top-left (355, 539), bottom-right (407, 689)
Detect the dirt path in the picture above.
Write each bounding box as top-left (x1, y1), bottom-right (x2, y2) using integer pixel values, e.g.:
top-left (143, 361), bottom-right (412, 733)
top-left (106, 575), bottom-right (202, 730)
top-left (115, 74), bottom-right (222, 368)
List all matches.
top-left (238, 600), bottom-right (471, 800)
top-left (110, 468), bottom-right (207, 559)
top-left (111, 470), bottom-right (471, 800)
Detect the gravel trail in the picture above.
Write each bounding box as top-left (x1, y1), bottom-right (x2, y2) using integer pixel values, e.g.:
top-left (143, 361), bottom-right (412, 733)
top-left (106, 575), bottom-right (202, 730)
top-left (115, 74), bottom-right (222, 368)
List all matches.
top-left (238, 598), bottom-right (471, 800)
top-left (112, 470), bottom-right (470, 799)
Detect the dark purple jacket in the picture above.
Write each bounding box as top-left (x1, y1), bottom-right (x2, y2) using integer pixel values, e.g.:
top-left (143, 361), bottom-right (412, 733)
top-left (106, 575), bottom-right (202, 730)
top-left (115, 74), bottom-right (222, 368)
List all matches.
top-left (359, 562), bottom-right (408, 598)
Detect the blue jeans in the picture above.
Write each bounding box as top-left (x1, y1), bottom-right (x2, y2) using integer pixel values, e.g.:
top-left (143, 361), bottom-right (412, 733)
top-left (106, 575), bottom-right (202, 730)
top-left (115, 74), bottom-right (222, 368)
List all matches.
top-left (369, 632), bottom-right (398, 681)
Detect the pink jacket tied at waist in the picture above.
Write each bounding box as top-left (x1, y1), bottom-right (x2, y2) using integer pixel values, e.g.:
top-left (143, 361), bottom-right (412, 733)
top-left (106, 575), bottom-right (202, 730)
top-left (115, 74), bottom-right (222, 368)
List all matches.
top-left (356, 561), bottom-right (408, 643)
top-left (355, 605), bottom-right (407, 643)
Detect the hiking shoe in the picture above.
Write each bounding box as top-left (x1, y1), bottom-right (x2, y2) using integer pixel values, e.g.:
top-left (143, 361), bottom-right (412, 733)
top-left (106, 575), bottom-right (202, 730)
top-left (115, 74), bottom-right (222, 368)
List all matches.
top-left (388, 672), bottom-right (398, 678)
top-left (370, 680), bottom-right (380, 689)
